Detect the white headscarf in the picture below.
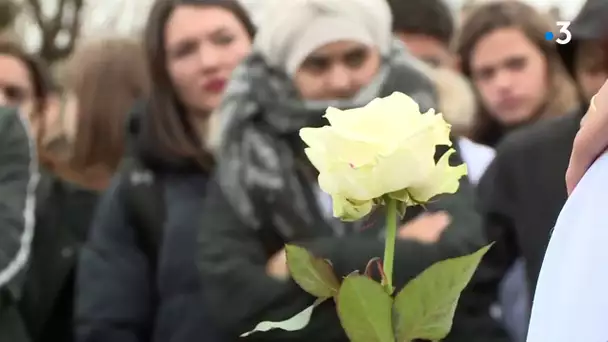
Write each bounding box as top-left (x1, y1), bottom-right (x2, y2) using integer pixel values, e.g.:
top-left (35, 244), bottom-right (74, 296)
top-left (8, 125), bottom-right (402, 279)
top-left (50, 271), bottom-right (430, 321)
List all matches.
top-left (254, 0), bottom-right (393, 75)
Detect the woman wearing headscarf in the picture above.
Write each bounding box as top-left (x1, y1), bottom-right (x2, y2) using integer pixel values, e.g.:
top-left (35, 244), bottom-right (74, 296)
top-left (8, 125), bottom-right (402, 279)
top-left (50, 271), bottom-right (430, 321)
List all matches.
top-left (0, 106), bottom-right (36, 342)
top-left (199, 0), bottom-right (508, 341)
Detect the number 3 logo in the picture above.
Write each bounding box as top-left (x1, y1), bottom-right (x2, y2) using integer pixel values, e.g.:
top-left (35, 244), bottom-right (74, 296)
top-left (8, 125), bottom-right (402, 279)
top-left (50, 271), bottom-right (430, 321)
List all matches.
top-left (556, 21), bottom-right (572, 45)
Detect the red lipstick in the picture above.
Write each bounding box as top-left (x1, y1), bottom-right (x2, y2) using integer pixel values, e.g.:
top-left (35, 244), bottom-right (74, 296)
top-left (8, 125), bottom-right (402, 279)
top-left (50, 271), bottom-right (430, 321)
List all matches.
top-left (203, 78), bottom-right (226, 93)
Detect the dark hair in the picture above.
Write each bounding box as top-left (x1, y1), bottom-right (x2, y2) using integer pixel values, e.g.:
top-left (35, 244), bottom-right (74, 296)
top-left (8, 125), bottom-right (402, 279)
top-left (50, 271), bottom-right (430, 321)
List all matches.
top-left (142, 0), bottom-right (255, 170)
top-left (558, 0), bottom-right (608, 78)
top-left (387, 0), bottom-right (454, 45)
top-left (456, 1), bottom-right (578, 146)
top-left (0, 38), bottom-right (54, 114)
top-left (64, 38), bottom-right (150, 173)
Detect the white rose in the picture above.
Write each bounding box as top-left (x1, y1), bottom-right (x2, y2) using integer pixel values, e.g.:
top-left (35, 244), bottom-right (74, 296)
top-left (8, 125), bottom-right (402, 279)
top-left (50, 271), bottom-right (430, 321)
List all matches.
top-left (299, 92), bottom-right (467, 221)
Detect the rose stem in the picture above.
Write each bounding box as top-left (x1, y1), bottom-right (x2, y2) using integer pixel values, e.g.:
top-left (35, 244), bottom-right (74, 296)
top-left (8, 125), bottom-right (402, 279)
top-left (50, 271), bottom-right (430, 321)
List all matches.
top-left (383, 197), bottom-right (397, 294)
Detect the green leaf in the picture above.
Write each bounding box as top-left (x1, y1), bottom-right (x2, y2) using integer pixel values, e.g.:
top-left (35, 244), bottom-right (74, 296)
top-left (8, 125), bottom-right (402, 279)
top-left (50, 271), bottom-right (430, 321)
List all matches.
top-left (286, 244), bottom-right (340, 298)
top-left (240, 298), bottom-right (326, 337)
top-left (393, 244), bottom-right (492, 341)
top-left (336, 275), bottom-right (395, 342)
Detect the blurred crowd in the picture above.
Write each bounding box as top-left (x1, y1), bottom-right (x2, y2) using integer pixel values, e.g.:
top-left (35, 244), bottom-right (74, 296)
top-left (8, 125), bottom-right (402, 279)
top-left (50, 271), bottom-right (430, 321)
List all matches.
top-left (0, 0), bottom-right (606, 341)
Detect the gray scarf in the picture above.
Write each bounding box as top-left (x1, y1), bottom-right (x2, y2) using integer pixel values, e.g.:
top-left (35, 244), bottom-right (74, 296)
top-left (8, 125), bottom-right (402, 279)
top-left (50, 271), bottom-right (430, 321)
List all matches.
top-left (212, 41), bottom-right (438, 241)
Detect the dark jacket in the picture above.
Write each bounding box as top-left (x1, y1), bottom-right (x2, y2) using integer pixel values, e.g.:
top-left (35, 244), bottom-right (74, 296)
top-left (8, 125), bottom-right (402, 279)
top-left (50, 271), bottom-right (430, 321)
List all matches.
top-left (478, 110), bottom-right (581, 305)
top-left (0, 107), bottom-right (99, 342)
top-left (199, 144), bottom-right (508, 342)
top-left (18, 171), bottom-right (99, 342)
top-left (75, 108), bottom-right (222, 342)
top-left (0, 107), bottom-right (35, 342)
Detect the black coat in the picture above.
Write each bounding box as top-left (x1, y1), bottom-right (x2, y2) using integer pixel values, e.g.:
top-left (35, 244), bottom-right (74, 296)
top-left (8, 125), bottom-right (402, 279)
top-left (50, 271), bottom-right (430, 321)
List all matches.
top-left (18, 173), bottom-right (99, 342)
top-left (75, 111), bottom-right (223, 342)
top-left (478, 110), bottom-right (581, 302)
top-left (199, 147), bottom-right (509, 342)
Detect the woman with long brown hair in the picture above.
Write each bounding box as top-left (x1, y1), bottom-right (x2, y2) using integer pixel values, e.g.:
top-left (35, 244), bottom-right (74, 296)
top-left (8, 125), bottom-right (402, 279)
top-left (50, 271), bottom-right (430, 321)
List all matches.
top-left (457, 1), bottom-right (579, 147)
top-left (48, 38), bottom-right (150, 190)
top-left (14, 37), bottom-right (149, 342)
top-left (75, 0), bottom-right (255, 341)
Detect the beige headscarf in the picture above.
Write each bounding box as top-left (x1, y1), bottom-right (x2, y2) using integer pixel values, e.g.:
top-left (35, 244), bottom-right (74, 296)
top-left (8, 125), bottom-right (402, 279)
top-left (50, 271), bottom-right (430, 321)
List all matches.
top-left (254, 0), bottom-right (393, 75)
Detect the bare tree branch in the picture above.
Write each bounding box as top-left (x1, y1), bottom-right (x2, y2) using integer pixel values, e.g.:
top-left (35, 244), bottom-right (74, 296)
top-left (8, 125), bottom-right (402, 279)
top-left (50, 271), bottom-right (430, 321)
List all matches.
top-left (25, 0), bottom-right (45, 30)
top-left (63, 0), bottom-right (82, 57)
top-left (26, 0), bottom-right (84, 63)
top-left (49, 0), bottom-right (67, 36)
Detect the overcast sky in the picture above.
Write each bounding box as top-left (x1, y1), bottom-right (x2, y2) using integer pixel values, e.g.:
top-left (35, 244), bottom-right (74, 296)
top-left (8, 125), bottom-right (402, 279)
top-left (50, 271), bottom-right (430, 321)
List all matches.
top-left (444, 0), bottom-right (586, 19)
top-left (18, 0), bottom-right (588, 52)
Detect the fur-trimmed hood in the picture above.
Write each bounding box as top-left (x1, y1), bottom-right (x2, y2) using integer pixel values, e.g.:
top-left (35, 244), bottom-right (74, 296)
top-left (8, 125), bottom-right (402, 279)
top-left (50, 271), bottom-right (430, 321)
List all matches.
top-left (429, 67), bottom-right (478, 136)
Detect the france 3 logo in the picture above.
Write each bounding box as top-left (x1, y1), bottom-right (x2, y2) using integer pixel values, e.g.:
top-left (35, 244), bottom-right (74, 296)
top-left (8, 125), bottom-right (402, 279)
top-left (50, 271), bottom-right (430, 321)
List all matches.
top-left (544, 21), bottom-right (572, 45)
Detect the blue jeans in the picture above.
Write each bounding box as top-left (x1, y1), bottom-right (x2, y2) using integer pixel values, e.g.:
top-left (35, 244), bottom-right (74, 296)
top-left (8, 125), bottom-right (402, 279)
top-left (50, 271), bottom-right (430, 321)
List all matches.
top-left (499, 259), bottom-right (530, 342)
